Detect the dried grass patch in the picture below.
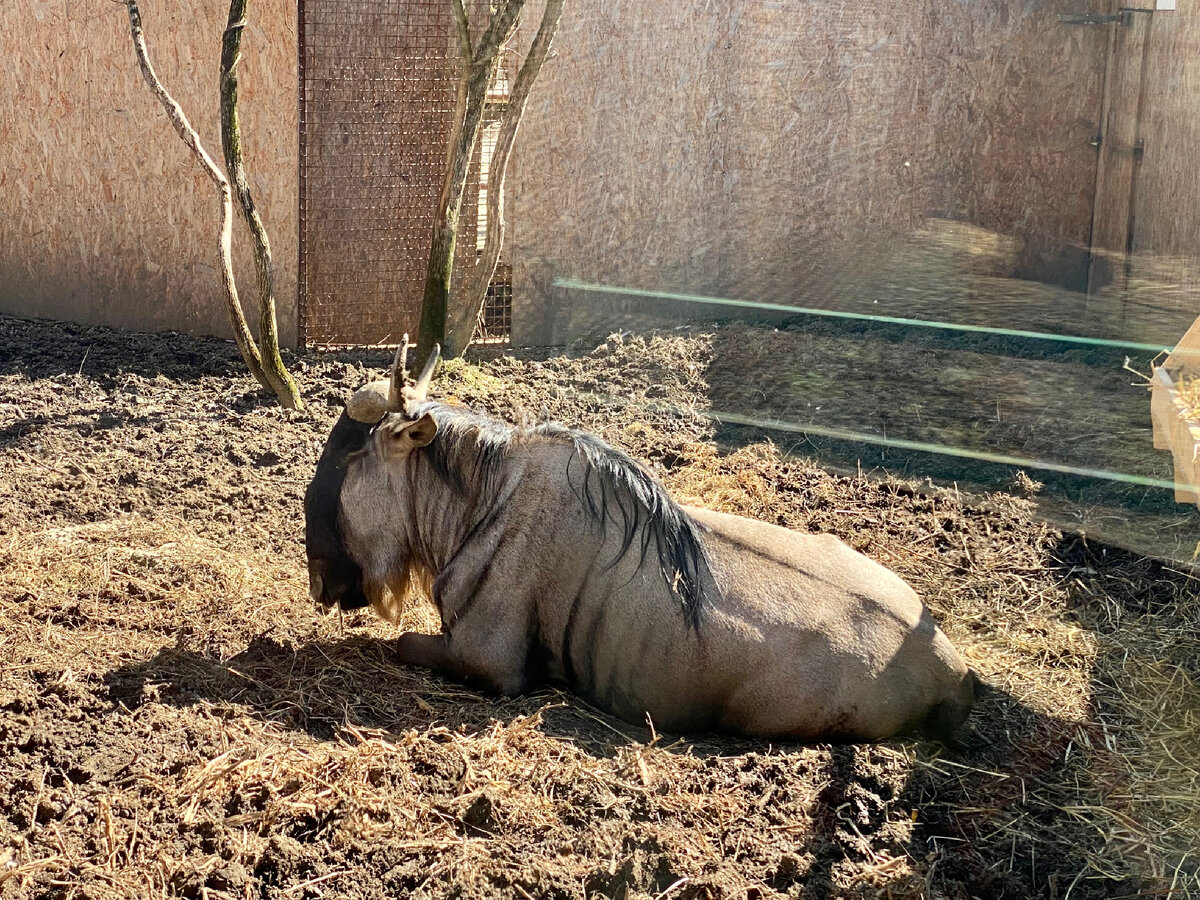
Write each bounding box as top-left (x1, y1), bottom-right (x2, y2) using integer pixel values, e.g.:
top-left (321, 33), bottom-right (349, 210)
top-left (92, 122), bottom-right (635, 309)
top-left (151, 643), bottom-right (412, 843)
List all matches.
top-left (0, 516), bottom-right (302, 674)
top-left (665, 438), bottom-right (1200, 894)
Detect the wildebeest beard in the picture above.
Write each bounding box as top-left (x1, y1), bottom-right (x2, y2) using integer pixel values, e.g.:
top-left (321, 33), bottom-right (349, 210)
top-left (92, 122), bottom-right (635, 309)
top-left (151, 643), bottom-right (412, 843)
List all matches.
top-left (305, 411), bottom-right (374, 611)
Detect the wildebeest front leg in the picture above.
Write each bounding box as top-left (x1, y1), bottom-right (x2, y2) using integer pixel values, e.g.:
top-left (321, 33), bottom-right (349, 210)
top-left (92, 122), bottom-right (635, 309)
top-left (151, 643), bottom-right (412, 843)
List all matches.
top-left (392, 629), bottom-right (528, 697)
top-left (393, 632), bottom-right (453, 672)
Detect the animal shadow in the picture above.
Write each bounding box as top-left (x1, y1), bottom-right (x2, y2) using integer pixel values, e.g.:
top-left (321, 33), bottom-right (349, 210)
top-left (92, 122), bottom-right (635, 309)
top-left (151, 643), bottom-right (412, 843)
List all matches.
top-left (105, 633), bottom-right (582, 742)
top-left (105, 635), bottom-right (1120, 898)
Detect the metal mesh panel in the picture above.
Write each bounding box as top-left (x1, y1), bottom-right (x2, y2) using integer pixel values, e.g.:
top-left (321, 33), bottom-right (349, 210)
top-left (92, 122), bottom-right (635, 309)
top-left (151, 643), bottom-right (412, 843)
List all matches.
top-left (478, 262), bottom-right (512, 342)
top-left (300, 0), bottom-right (474, 346)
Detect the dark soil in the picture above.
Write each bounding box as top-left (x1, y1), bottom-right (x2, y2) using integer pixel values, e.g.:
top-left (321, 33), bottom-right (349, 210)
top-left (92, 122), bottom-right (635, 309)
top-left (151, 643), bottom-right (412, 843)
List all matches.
top-left (1, 314), bottom-right (1196, 900)
top-left (702, 321), bottom-right (1200, 564)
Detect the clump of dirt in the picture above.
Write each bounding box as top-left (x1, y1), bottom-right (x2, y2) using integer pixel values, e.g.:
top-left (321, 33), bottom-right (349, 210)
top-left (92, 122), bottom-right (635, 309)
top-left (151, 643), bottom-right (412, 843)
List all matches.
top-left (1, 314), bottom-right (1197, 899)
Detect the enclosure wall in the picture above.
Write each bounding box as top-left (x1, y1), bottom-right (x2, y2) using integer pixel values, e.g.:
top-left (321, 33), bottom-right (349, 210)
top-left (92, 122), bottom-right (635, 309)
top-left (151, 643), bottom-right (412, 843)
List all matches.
top-left (298, 0), bottom-right (490, 348)
top-left (509, 0), bottom-right (1111, 345)
top-left (0, 0), bottom-right (299, 345)
top-left (1130, 3), bottom-right (1200, 316)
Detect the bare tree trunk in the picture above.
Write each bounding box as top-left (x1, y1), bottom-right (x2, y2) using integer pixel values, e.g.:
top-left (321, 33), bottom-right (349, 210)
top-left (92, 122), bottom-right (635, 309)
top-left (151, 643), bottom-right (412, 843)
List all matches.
top-left (220, 0), bottom-right (302, 409)
top-left (446, 0), bottom-right (566, 357)
top-left (124, 0), bottom-right (302, 408)
top-left (414, 0), bottom-right (525, 369)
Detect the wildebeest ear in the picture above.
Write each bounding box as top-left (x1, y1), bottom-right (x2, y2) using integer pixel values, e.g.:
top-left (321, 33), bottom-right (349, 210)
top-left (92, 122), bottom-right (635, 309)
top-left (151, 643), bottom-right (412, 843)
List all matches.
top-left (378, 412), bottom-right (438, 460)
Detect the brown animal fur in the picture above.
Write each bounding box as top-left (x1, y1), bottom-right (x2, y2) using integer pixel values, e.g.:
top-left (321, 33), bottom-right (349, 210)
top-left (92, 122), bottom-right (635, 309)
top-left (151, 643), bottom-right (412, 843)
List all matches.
top-left (310, 394), bottom-right (976, 743)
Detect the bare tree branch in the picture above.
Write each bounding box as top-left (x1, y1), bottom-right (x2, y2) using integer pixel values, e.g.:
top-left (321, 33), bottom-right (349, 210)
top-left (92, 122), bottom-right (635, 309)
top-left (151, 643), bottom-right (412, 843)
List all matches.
top-left (441, 0), bottom-right (474, 184)
top-left (416, 0), bottom-right (526, 365)
top-left (449, 0), bottom-right (566, 353)
top-left (220, 0), bottom-right (302, 408)
top-left (450, 0), bottom-right (472, 64)
top-left (475, 0), bottom-right (524, 65)
top-left (122, 0), bottom-right (274, 394)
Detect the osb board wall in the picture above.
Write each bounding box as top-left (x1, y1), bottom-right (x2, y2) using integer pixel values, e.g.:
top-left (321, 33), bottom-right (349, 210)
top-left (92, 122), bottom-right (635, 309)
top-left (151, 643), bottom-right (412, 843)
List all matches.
top-left (510, 0), bottom-right (1109, 344)
top-left (922, 1), bottom-right (1106, 288)
top-left (509, 0), bottom-right (732, 344)
top-left (0, 1), bottom-right (298, 345)
top-left (720, 1), bottom-right (945, 309)
top-left (1128, 2), bottom-right (1200, 319)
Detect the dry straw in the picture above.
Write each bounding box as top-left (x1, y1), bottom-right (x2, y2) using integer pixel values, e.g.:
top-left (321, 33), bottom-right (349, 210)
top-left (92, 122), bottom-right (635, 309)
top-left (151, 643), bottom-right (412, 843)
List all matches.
top-left (1, 332), bottom-right (1198, 897)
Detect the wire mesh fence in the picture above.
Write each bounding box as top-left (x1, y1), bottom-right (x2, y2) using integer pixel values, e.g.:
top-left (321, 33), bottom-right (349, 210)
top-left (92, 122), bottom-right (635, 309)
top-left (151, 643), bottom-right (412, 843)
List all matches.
top-left (300, 0), bottom-right (511, 346)
top-left (478, 263), bottom-right (512, 342)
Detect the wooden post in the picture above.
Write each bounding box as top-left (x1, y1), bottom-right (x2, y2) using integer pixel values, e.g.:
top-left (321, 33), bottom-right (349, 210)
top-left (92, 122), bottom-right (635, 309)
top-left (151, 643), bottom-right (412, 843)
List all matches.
top-left (1087, 8), bottom-right (1153, 297)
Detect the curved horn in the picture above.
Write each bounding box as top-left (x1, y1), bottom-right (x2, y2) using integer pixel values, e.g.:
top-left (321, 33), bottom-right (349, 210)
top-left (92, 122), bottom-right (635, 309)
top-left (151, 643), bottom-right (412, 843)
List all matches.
top-left (388, 334), bottom-right (411, 411)
top-left (347, 335), bottom-right (423, 423)
top-left (407, 343), bottom-right (441, 408)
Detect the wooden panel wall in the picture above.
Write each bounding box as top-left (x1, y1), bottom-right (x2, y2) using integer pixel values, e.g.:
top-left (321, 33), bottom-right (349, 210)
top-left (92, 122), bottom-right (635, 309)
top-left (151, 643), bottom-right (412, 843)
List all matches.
top-left (1088, 8), bottom-right (1150, 293)
top-left (1128, 1), bottom-right (1200, 320)
top-left (0, 0), bottom-right (298, 345)
top-left (510, 0), bottom-right (733, 339)
top-left (923, 0), bottom-right (1107, 288)
top-left (510, 0), bottom-right (1110, 344)
top-left (717, 2), bottom-right (933, 305)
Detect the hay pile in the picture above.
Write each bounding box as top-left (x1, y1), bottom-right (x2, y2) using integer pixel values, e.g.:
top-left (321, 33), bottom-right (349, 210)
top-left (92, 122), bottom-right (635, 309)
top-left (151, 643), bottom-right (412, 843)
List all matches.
top-left (1170, 372), bottom-right (1200, 428)
top-left (0, 316), bottom-right (1198, 898)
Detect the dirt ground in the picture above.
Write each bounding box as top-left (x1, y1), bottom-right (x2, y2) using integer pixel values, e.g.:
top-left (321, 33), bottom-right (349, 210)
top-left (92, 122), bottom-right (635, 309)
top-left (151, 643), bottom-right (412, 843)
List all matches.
top-left (702, 321), bottom-right (1200, 565)
top-left (1, 314), bottom-right (1197, 899)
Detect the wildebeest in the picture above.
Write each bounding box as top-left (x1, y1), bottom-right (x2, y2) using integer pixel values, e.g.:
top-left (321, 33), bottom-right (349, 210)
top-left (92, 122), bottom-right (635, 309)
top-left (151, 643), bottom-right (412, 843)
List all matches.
top-left (305, 341), bottom-right (977, 742)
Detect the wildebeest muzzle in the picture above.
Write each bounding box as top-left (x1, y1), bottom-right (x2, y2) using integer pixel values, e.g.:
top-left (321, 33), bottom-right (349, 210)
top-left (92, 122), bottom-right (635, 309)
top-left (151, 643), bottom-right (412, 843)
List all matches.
top-left (307, 555), bottom-right (370, 612)
top-left (303, 336), bottom-right (441, 615)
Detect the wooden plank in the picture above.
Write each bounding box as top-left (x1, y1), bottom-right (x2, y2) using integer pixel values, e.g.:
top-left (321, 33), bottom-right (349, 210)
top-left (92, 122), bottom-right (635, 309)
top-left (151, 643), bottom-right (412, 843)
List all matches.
top-left (1151, 372), bottom-right (1172, 449)
top-left (1131, 2), bottom-right (1200, 260)
top-left (1087, 8), bottom-right (1152, 295)
top-left (1174, 457), bottom-right (1197, 504)
top-left (1121, 1), bottom-right (1200, 335)
top-left (1164, 312), bottom-right (1200, 368)
top-left (1150, 365), bottom-right (1200, 508)
top-left (0, 0), bottom-right (300, 344)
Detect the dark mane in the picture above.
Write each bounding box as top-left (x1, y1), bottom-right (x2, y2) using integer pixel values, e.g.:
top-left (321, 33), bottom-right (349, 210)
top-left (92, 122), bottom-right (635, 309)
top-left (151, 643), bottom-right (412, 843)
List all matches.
top-left (412, 401), bottom-right (515, 505)
top-left (411, 401), bottom-right (709, 628)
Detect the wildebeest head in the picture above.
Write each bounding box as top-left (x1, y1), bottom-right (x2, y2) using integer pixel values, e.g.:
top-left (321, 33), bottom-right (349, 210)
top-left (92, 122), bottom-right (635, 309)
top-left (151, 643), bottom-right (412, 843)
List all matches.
top-left (304, 337), bottom-right (440, 614)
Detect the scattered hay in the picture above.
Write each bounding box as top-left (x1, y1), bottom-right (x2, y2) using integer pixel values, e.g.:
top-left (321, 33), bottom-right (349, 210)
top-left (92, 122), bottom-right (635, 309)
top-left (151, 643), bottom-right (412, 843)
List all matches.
top-left (0, 515), bottom-right (307, 675)
top-left (1077, 561), bottom-right (1200, 890)
top-left (1172, 371), bottom-right (1200, 427)
top-left (665, 443), bottom-right (782, 515)
top-left (2, 316), bottom-right (1199, 898)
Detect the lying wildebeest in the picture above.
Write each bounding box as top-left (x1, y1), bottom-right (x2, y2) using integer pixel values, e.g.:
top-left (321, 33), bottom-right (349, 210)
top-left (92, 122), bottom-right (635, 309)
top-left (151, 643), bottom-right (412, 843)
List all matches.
top-left (305, 341), bottom-right (977, 741)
